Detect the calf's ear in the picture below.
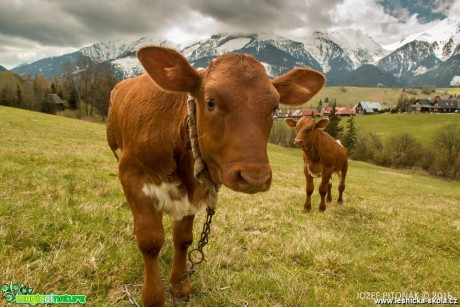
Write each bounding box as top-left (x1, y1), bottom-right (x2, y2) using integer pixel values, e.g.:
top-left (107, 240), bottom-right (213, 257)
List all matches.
top-left (316, 118), bottom-right (329, 129)
top-left (285, 118), bottom-right (297, 128)
top-left (272, 68), bottom-right (325, 105)
top-left (137, 46), bottom-right (200, 93)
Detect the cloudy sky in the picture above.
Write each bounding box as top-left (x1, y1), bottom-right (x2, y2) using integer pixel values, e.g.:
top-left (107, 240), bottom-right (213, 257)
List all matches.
top-left (1, 0), bottom-right (459, 69)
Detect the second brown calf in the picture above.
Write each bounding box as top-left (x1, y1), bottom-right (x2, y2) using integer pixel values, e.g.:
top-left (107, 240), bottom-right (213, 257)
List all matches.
top-left (285, 116), bottom-right (348, 212)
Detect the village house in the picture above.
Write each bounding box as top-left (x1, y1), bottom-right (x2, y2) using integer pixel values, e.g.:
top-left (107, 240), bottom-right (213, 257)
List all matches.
top-left (48, 94), bottom-right (65, 111)
top-left (322, 106), bottom-right (355, 117)
top-left (412, 95), bottom-right (459, 113)
top-left (285, 108), bottom-right (321, 118)
top-left (353, 102), bottom-right (383, 114)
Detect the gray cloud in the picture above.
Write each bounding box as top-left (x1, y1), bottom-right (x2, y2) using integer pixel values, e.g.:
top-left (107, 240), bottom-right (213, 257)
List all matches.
top-left (0, 0), bottom-right (453, 69)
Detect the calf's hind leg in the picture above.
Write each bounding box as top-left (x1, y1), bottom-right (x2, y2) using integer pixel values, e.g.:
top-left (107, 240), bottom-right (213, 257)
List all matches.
top-left (337, 167), bottom-right (347, 204)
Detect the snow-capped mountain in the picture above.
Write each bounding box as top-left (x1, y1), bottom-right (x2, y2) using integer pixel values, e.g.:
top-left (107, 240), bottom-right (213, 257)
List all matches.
top-left (377, 18), bottom-right (460, 85)
top-left (11, 38), bottom-right (176, 80)
top-left (383, 18), bottom-right (460, 60)
top-left (182, 33), bottom-right (322, 77)
top-left (9, 18), bottom-right (460, 87)
top-left (327, 28), bottom-right (388, 66)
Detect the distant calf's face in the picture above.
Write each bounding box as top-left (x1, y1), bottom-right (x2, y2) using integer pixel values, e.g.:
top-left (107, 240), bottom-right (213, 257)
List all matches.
top-left (285, 116), bottom-right (330, 147)
top-left (138, 47), bottom-right (325, 194)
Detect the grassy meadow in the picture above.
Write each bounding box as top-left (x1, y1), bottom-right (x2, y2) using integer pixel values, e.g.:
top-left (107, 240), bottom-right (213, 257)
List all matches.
top-left (353, 113), bottom-right (460, 147)
top-left (1, 106), bottom-right (459, 306)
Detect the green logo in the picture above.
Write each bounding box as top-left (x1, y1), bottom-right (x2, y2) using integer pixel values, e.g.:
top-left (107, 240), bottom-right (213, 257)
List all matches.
top-left (1, 281), bottom-right (86, 305)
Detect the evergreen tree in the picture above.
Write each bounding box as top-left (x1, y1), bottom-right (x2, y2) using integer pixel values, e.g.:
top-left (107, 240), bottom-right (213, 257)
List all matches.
top-left (50, 82), bottom-right (56, 94)
top-left (342, 116), bottom-right (357, 153)
top-left (324, 102), bottom-right (344, 139)
top-left (69, 88), bottom-right (79, 110)
top-left (16, 85), bottom-right (23, 107)
top-left (317, 99), bottom-right (323, 112)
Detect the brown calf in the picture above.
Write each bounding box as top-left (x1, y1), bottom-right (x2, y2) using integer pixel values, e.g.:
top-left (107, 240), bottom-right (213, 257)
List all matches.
top-left (107, 46), bottom-right (325, 306)
top-left (285, 116), bottom-right (348, 212)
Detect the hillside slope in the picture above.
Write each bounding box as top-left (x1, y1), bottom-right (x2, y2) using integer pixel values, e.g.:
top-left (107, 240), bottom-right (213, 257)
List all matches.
top-left (0, 106), bottom-right (459, 306)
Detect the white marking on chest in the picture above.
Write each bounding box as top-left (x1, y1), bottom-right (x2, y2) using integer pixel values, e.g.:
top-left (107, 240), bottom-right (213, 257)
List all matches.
top-left (142, 182), bottom-right (205, 220)
top-left (306, 164), bottom-right (321, 178)
top-left (114, 148), bottom-right (122, 160)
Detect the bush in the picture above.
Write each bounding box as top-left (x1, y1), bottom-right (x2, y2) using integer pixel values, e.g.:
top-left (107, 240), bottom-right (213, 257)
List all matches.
top-left (380, 133), bottom-right (423, 168)
top-left (269, 120), bottom-right (296, 147)
top-left (350, 131), bottom-right (382, 162)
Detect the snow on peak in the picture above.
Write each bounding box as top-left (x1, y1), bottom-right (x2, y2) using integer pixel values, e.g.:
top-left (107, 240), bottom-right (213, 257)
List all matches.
top-left (81, 38), bottom-right (179, 62)
top-left (328, 28), bottom-right (383, 53)
top-left (382, 18), bottom-right (460, 60)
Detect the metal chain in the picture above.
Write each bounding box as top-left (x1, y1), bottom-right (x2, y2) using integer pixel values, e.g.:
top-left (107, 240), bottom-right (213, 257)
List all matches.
top-left (187, 206), bottom-right (216, 275)
top-left (170, 206), bottom-right (215, 305)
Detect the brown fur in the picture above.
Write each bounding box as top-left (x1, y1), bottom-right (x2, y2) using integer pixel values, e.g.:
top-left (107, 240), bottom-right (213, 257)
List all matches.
top-left (285, 116), bottom-right (348, 212)
top-left (107, 46), bottom-right (325, 306)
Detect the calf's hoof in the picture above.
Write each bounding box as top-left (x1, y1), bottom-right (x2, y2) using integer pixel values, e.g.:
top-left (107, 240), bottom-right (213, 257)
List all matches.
top-left (169, 279), bottom-right (192, 301)
top-left (319, 205), bottom-right (326, 212)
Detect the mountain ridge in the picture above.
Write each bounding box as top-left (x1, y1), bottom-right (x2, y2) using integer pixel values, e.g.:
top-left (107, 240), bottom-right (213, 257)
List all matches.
top-left (10, 18), bottom-right (460, 87)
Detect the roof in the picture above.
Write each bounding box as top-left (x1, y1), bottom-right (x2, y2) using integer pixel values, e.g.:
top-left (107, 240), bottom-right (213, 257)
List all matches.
top-left (414, 99), bottom-right (432, 106)
top-left (336, 107), bottom-right (355, 115)
top-left (48, 94), bottom-right (64, 105)
top-left (288, 109), bottom-right (302, 117)
top-left (438, 100), bottom-right (458, 109)
top-left (435, 95), bottom-right (453, 101)
top-left (301, 109), bottom-right (321, 116)
top-left (358, 102), bottom-right (382, 111)
top-left (322, 106), bottom-right (355, 116)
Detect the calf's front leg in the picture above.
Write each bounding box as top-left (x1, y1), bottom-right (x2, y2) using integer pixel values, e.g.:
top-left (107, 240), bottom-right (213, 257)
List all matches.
top-left (170, 215), bottom-right (195, 299)
top-left (304, 168), bottom-right (314, 212)
top-left (119, 163), bottom-right (166, 307)
top-left (318, 170), bottom-right (333, 212)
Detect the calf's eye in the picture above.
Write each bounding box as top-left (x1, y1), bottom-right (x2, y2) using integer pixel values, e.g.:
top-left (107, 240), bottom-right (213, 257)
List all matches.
top-left (207, 99), bottom-right (216, 111)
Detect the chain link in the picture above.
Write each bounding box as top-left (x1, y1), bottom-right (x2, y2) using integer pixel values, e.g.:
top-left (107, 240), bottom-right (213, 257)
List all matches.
top-left (188, 206), bottom-right (215, 274)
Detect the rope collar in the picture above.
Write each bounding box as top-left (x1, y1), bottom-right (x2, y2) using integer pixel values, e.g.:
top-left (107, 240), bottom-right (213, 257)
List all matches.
top-left (186, 95), bottom-right (220, 210)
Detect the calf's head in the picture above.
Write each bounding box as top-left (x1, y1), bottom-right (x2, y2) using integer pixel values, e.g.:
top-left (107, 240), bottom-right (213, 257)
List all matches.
top-left (138, 46), bottom-right (325, 193)
top-left (285, 117), bottom-right (330, 147)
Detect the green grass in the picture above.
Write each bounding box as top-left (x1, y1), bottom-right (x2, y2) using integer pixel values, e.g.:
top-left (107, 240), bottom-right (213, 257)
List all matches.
top-left (1, 106), bottom-right (459, 306)
top-left (353, 113), bottom-right (460, 146)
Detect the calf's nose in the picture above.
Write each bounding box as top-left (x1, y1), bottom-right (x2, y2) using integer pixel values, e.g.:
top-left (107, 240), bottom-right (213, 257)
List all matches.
top-left (226, 164), bottom-right (272, 194)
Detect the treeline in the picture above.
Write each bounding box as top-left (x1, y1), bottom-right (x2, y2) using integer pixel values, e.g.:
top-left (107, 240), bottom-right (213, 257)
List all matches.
top-left (351, 124), bottom-right (460, 179)
top-left (0, 55), bottom-right (117, 120)
top-left (269, 106), bottom-right (460, 180)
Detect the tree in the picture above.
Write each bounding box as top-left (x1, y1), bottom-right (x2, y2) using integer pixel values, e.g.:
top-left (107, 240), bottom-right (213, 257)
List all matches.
top-left (52, 76), bottom-right (63, 98)
top-left (76, 55), bottom-right (94, 116)
top-left (432, 124), bottom-right (460, 178)
top-left (16, 85), bottom-right (23, 106)
top-left (383, 133), bottom-right (422, 168)
top-left (93, 72), bottom-right (117, 120)
top-left (76, 55), bottom-right (114, 117)
top-left (317, 99), bottom-right (323, 112)
top-left (324, 102), bottom-right (344, 139)
top-left (33, 75), bottom-right (49, 112)
top-left (50, 82), bottom-right (56, 94)
top-left (68, 88), bottom-right (79, 110)
top-left (342, 116), bottom-right (357, 153)
top-left (0, 81), bottom-right (15, 106)
top-left (62, 61), bottom-right (81, 116)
